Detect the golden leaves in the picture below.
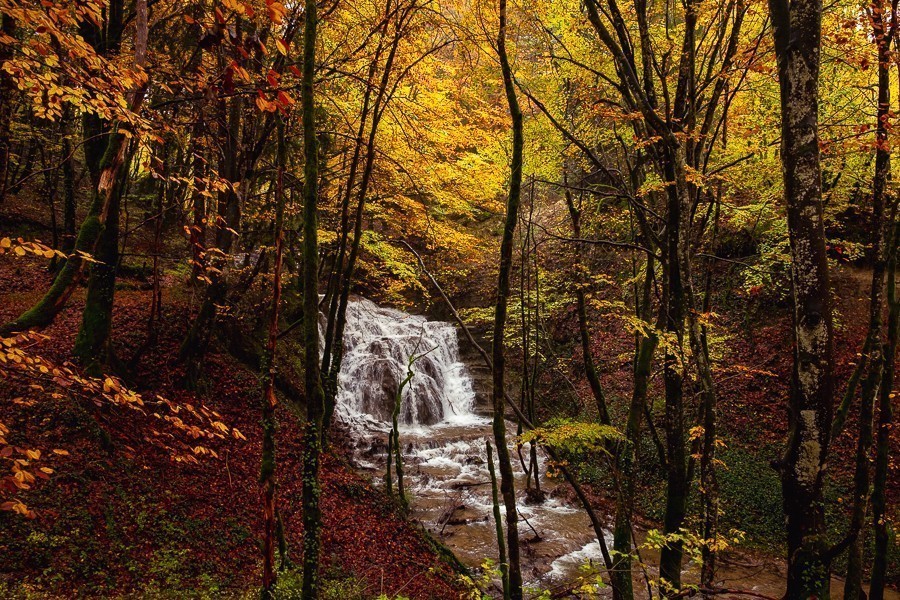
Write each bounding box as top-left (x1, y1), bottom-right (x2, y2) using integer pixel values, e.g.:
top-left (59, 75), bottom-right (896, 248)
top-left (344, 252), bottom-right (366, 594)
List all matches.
top-left (0, 237), bottom-right (65, 260)
top-left (0, 333), bottom-right (249, 515)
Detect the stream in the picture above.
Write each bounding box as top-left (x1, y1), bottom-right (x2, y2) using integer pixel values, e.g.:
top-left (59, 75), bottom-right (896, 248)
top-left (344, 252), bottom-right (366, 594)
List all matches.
top-left (331, 297), bottom-right (898, 598)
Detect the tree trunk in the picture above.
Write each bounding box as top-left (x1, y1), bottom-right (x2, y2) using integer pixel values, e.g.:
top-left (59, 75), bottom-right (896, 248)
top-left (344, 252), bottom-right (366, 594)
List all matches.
top-left (261, 114), bottom-right (287, 598)
top-left (494, 0), bottom-right (524, 596)
top-left (612, 256), bottom-right (660, 600)
top-left (562, 177), bottom-right (612, 427)
top-left (768, 0), bottom-right (836, 596)
top-left (869, 214), bottom-right (899, 600)
top-left (71, 147), bottom-right (129, 373)
top-left (299, 0), bottom-right (326, 596)
top-left (72, 0), bottom-right (149, 373)
top-left (844, 7), bottom-right (894, 598)
top-left (488, 440), bottom-right (511, 600)
top-left (659, 147), bottom-right (692, 595)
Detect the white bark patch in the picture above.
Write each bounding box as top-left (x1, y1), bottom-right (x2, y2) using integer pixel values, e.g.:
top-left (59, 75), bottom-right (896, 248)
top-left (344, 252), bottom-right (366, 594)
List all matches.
top-left (796, 409), bottom-right (822, 487)
top-left (796, 320), bottom-right (828, 394)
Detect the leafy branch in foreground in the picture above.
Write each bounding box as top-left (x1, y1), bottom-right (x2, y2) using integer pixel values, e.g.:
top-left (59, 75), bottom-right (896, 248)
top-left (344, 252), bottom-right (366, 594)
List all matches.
top-left (0, 332), bottom-right (246, 518)
top-left (519, 418), bottom-right (623, 458)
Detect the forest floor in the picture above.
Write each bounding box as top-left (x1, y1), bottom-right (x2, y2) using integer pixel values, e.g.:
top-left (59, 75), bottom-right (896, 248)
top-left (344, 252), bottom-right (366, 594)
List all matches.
top-left (0, 254), bottom-right (467, 599)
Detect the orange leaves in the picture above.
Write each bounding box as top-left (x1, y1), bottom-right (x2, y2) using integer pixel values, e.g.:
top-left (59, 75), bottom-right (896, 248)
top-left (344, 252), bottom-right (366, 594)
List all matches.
top-left (277, 90), bottom-right (295, 107)
top-left (0, 416), bottom-right (61, 519)
top-left (266, 0), bottom-right (288, 24)
top-left (192, 445), bottom-right (219, 458)
top-left (0, 500), bottom-right (35, 519)
top-left (256, 88), bottom-right (295, 114)
top-left (275, 38), bottom-right (289, 56)
top-left (229, 60), bottom-right (252, 84)
top-left (255, 94), bottom-right (277, 113)
top-left (1, 0), bottom-right (151, 128)
top-left (0, 333), bottom-right (247, 482)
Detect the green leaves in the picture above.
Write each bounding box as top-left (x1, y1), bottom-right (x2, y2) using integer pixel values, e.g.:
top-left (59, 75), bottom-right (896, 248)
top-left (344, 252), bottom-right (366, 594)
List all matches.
top-left (519, 418), bottom-right (623, 455)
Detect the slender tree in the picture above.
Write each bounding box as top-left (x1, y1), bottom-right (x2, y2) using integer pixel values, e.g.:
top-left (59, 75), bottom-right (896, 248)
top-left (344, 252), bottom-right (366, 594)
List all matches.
top-left (870, 220), bottom-right (898, 600)
top-left (261, 114), bottom-right (288, 598)
top-left (487, 440), bottom-right (511, 600)
top-left (299, 0), bottom-right (326, 596)
top-left (842, 4), bottom-right (896, 598)
top-left (493, 0), bottom-right (524, 596)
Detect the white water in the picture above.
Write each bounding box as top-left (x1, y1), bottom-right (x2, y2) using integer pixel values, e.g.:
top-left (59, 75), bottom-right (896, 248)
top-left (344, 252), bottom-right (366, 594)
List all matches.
top-left (332, 297), bottom-right (606, 586)
top-left (334, 298), bottom-right (477, 428)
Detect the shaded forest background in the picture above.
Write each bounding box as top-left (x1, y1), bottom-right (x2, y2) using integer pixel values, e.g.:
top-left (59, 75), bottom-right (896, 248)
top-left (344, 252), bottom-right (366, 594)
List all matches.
top-left (0, 0), bottom-right (898, 598)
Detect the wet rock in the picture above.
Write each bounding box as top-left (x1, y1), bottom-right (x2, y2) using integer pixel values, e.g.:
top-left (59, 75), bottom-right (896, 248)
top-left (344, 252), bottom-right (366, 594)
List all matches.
top-left (524, 487), bottom-right (547, 505)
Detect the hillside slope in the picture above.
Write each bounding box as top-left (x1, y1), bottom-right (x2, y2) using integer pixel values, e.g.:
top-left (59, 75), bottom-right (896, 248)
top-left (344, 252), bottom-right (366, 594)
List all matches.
top-left (0, 256), bottom-right (465, 599)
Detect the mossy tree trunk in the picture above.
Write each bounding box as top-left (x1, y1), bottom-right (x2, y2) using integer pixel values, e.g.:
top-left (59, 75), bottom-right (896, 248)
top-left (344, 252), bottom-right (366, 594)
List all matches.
top-left (299, 0), bottom-right (326, 596)
top-left (72, 0), bottom-right (149, 374)
top-left (71, 146), bottom-right (129, 373)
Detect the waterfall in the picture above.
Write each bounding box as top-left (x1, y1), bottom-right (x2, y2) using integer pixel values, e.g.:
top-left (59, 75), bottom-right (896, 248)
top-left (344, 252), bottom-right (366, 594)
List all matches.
top-left (333, 297), bottom-right (476, 428)
top-left (332, 297), bottom-right (607, 585)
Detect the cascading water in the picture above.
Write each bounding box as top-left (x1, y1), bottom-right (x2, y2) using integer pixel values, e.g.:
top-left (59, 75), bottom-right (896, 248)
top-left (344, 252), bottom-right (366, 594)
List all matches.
top-left (334, 298), bottom-right (476, 428)
top-left (332, 297), bottom-right (609, 586)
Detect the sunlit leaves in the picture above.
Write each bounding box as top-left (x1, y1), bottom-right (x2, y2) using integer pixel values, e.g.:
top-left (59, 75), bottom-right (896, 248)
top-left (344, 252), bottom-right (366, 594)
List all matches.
top-left (0, 237), bottom-right (65, 260)
top-left (520, 417), bottom-right (623, 456)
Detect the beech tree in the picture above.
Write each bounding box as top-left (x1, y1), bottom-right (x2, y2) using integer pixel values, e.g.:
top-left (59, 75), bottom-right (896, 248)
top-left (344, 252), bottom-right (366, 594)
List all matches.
top-left (769, 0), bottom-right (838, 596)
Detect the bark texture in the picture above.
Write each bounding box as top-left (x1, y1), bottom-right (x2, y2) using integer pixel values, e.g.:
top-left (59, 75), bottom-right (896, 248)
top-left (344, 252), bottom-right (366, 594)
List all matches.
top-left (769, 0), bottom-right (836, 596)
